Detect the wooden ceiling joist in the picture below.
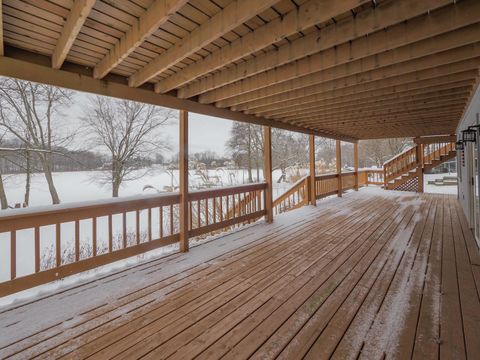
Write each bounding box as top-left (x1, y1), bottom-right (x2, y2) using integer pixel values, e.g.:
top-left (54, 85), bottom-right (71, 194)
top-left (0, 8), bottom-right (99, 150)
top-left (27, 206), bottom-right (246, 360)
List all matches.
top-left (287, 97), bottom-right (469, 124)
top-left (2, 0), bottom-right (480, 140)
top-left (93, 0), bottom-right (188, 79)
top-left (199, 17), bottom-right (480, 105)
top-left (230, 58), bottom-right (480, 112)
top-left (270, 89), bottom-right (471, 120)
top-left (154, 0), bottom-right (371, 94)
top-left (250, 72), bottom-right (479, 115)
top-left (191, 0), bottom-right (461, 102)
top-left (128, 0), bottom-right (280, 88)
top-left (0, 0), bottom-right (3, 56)
top-left (260, 83), bottom-right (474, 118)
top-left (51, 0), bottom-right (95, 69)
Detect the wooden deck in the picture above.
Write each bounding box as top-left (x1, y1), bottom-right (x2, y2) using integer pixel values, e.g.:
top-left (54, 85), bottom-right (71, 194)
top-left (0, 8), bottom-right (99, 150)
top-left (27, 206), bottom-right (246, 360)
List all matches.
top-left (0, 189), bottom-right (479, 359)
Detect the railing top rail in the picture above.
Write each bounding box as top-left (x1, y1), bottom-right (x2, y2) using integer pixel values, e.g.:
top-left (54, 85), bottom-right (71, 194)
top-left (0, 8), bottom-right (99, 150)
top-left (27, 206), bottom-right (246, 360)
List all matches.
top-left (383, 145), bottom-right (417, 167)
top-left (0, 192), bottom-right (181, 223)
top-left (188, 182), bottom-right (267, 201)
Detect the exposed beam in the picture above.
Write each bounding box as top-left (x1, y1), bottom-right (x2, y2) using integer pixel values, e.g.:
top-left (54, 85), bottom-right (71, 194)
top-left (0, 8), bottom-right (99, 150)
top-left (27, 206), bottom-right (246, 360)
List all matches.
top-left (188, 0), bottom-right (462, 101)
top-left (293, 107), bottom-right (465, 128)
top-left (128, 0), bottom-right (280, 88)
top-left (288, 98), bottom-right (468, 125)
top-left (250, 72), bottom-right (478, 115)
top-left (218, 45), bottom-right (480, 109)
top-left (270, 90), bottom-right (471, 120)
top-left (0, 0), bottom-right (3, 56)
top-left (230, 58), bottom-right (480, 112)
top-left (0, 48), bottom-right (357, 143)
top-left (154, 0), bottom-right (370, 94)
top-left (263, 126), bottom-right (273, 223)
top-left (94, 0), bottom-right (188, 79)
top-left (203, 22), bottom-right (480, 104)
top-left (263, 86), bottom-right (472, 119)
top-left (52, 0), bottom-right (95, 69)
top-left (414, 135), bottom-right (457, 144)
top-left (179, 110), bottom-right (189, 252)
top-left (257, 81), bottom-right (475, 118)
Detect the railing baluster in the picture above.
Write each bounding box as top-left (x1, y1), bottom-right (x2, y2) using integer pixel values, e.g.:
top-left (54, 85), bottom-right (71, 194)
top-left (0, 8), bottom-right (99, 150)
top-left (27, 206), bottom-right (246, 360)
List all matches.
top-left (56, 223), bottom-right (61, 267)
top-left (75, 220), bottom-right (80, 262)
top-left (35, 226), bottom-right (40, 273)
top-left (197, 200), bottom-right (201, 228)
top-left (122, 212), bottom-right (127, 248)
top-left (213, 197), bottom-right (217, 224)
top-left (205, 199), bottom-right (209, 226)
top-left (170, 204), bottom-right (174, 235)
top-left (136, 210), bottom-right (140, 245)
top-left (148, 208), bottom-right (152, 242)
top-left (160, 206), bottom-right (164, 239)
top-left (10, 231), bottom-right (16, 280)
top-left (220, 196), bottom-right (224, 222)
top-left (108, 214), bottom-right (113, 252)
top-left (92, 217), bottom-right (97, 257)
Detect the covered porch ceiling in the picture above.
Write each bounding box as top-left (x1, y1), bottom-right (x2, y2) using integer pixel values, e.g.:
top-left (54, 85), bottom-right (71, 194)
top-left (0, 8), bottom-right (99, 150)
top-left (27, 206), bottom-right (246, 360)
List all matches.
top-left (0, 0), bottom-right (479, 141)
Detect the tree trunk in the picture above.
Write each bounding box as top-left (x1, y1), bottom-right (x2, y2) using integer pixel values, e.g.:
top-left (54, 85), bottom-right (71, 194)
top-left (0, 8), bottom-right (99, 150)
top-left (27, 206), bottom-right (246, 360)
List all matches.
top-left (40, 155), bottom-right (60, 204)
top-left (0, 174), bottom-right (8, 209)
top-left (112, 161), bottom-right (121, 197)
top-left (24, 150), bottom-right (31, 206)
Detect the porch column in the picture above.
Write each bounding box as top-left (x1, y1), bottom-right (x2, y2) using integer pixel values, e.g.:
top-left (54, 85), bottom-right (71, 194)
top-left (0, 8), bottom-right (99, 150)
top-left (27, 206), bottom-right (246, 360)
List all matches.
top-left (336, 140), bottom-right (342, 197)
top-left (416, 142), bottom-right (424, 193)
top-left (179, 110), bottom-right (189, 252)
top-left (263, 126), bottom-right (273, 223)
top-left (309, 134), bottom-right (316, 206)
top-left (354, 142), bottom-right (359, 191)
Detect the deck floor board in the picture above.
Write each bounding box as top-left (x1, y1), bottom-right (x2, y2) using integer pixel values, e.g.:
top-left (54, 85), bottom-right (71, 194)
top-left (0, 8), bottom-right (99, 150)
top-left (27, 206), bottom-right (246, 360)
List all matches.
top-left (0, 189), bottom-right (478, 360)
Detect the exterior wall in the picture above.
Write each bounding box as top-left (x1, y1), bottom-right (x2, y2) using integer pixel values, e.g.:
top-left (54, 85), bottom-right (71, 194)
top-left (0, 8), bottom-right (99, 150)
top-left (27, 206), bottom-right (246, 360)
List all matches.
top-left (456, 84), bottom-right (480, 228)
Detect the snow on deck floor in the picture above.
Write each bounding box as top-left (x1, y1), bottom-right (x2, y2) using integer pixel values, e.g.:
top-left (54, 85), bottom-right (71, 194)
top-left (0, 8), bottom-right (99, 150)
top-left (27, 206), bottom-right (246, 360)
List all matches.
top-left (0, 188), bottom-right (478, 359)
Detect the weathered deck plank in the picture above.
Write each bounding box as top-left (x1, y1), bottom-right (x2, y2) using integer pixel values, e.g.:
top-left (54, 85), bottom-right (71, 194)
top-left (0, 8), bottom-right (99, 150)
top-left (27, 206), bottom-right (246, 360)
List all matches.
top-left (0, 189), bottom-right (478, 360)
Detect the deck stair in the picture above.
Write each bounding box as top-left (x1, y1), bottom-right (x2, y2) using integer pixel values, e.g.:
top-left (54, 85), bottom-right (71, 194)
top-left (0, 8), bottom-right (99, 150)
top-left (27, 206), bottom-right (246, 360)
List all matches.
top-left (383, 135), bottom-right (456, 192)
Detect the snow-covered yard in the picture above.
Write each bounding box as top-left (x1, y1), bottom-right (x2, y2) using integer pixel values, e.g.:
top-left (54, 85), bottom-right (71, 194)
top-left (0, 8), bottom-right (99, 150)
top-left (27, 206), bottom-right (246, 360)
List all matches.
top-left (424, 173), bottom-right (458, 195)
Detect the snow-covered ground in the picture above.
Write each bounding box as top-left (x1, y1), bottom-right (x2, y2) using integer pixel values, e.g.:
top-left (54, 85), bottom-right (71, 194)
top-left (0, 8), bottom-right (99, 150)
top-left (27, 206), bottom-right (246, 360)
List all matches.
top-left (423, 173), bottom-right (458, 195)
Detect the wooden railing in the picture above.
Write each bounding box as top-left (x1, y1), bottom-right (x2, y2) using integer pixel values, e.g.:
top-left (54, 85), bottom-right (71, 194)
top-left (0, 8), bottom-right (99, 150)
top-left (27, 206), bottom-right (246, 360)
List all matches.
top-left (272, 176), bottom-right (310, 215)
top-left (383, 146), bottom-right (418, 183)
top-left (272, 170), bottom-right (382, 215)
top-left (0, 183), bottom-right (267, 296)
top-left (423, 141), bottom-right (455, 165)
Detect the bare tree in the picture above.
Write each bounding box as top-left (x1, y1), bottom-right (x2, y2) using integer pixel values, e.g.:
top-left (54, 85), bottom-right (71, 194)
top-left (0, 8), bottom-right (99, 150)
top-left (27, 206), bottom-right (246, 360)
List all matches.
top-left (83, 96), bottom-right (174, 197)
top-left (0, 78), bottom-right (73, 204)
top-left (226, 123), bottom-right (263, 182)
top-left (359, 138), bottom-right (412, 167)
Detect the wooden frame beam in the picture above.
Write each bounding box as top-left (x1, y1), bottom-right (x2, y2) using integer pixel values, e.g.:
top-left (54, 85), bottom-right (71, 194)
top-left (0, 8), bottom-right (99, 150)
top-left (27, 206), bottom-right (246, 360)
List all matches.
top-left (354, 143), bottom-right (359, 191)
top-left (94, 0), bottom-right (188, 79)
top-left (336, 140), bottom-right (342, 197)
top-left (230, 58), bottom-right (480, 112)
top-left (293, 106), bottom-right (466, 128)
top-left (0, 0), bottom-right (3, 56)
top-left (0, 50), bottom-right (357, 142)
top-left (52, 0), bottom-right (95, 69)
top-left (219, 47), bottom-right (480, 109)
top-left (155, 0), bottom-right (370, 94)
top-left (269, 88), bottom-right (471, 120)
top-left (202, 23), bottom-right (480, 105)
top-left (179, 110), bottom-right (189, 252)
top-left (249, 72), bottom-right (478, 115)
top-left (189, 0), bottom-right (465, 101)
top-left (279, 94), bottom-right (469, 122)
top-left (263, 126), bottom-right (273, 223)
top-left (128, 0), bottom-right (280, 88)
top-left (414, 135), bottom-right (457, 144)
top-left (309, 135), bottom-right (316, 206)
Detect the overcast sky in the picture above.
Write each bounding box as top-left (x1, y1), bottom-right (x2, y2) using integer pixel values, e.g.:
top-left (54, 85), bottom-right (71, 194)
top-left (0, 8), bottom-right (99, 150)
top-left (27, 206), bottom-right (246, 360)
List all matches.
top-left (70, 91), bottom-right (233, 157)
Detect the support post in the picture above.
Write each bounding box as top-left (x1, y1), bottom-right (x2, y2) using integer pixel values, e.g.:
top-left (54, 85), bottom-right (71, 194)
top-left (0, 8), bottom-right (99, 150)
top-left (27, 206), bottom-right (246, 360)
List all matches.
top-left (309, 135), bottom-right (316, 206)
top-left (416, 142), bottom-right (424, 193)
top-left (336, 140), bottom-right (342, 197)
top-left (179, 110), bottom-right (189, 252)
top-left (354, 142), bottom-right (359, 191)
top-left (263, 126), bottom-right (273, 223)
